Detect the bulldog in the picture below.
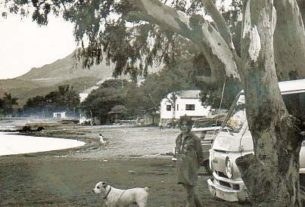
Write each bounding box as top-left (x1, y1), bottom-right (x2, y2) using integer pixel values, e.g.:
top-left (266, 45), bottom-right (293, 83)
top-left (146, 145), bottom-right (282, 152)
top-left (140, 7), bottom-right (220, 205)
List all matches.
top-left (93, 181), bottom-right (149, 207)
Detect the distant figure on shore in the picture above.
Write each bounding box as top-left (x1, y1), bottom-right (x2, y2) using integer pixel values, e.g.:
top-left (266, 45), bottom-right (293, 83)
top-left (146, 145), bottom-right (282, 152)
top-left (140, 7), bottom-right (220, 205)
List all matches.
top-left (98, 133), bottom-right (108, 149)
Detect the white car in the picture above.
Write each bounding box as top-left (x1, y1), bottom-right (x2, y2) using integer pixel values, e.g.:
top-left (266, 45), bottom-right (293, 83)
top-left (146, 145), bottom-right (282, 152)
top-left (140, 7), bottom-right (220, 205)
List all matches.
top-left (208, 79), bottom-right (305, 202)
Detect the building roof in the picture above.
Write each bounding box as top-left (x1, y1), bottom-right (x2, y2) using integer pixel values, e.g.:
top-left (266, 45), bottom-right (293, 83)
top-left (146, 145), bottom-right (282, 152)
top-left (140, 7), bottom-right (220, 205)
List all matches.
top-left (174, 90), bottom-right (201, 99)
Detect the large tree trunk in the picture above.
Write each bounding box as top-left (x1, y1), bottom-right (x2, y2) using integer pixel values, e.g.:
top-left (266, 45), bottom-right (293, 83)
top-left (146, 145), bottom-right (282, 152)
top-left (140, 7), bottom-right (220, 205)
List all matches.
top-left (236, 0), bottom-right (303, 206)
top-left (274, 0), bottom-right (305, 80)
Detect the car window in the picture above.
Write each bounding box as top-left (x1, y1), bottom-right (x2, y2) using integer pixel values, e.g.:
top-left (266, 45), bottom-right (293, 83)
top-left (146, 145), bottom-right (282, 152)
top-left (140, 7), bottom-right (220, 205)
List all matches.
top-left (283, 92), bottom-right (305, 130)
top-left (222, 91), bottom-right (305, 134)
top-left (223, 95), bottom-right (246, 133)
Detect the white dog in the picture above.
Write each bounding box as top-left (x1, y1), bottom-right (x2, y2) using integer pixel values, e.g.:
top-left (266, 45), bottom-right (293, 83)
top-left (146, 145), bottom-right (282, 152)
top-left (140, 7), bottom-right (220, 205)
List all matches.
top-left (93, 181), bottom-right (149, 207)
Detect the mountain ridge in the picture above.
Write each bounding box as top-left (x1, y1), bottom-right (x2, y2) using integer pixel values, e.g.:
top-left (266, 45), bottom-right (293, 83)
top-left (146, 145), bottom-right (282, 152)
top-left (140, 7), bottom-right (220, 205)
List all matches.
top-left (0, 52), bottom-right (116, 106)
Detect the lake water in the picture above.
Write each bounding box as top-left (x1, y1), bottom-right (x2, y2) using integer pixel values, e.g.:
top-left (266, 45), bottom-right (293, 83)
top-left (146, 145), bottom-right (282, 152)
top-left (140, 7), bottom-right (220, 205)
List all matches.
top-left (0, 132), bottom-right (85, 156)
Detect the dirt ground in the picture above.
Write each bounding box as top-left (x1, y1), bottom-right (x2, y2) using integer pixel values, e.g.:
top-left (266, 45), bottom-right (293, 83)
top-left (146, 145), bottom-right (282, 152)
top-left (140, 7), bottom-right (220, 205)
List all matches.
top-left (0, 124), bottom-right (251, 207)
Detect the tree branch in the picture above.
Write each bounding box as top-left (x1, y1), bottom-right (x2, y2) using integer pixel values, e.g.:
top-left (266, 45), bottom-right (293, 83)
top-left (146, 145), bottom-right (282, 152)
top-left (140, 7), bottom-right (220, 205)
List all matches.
top-left (201, 0), bottom-right (234, 50)
top-left (129, 0), bottom-right (240, 84)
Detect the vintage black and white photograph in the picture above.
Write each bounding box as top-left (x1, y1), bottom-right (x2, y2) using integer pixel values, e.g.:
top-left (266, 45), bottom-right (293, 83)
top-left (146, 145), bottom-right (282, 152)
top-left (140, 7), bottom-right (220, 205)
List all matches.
top-left (1, 0), bottom-right (305, 206)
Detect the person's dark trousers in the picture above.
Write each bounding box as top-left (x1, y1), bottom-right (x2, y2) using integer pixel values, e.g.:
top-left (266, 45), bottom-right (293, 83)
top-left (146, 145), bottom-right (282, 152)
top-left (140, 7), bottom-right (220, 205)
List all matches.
top-left (184, 184), bottom-right (203, 207)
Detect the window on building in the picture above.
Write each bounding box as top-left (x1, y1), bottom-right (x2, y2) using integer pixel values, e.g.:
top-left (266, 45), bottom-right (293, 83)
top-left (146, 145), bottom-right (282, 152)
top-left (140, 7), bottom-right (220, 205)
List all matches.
top-left (166, 105), bottom-right (171, 111)
top-left (177, 104), bottom-right (179, 111)
top-left (185, 104), bottom-right (195, 111)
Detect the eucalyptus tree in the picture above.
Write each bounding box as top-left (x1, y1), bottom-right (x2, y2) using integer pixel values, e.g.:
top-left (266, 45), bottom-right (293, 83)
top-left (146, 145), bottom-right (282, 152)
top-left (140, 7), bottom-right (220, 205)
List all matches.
top-left (2, 0), bottom-right (305, 206)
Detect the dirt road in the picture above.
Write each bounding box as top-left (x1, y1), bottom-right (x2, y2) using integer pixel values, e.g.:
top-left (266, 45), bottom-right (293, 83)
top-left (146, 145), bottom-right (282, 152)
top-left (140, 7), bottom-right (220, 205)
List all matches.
top-left (71, 126), bottom-right (179, 159)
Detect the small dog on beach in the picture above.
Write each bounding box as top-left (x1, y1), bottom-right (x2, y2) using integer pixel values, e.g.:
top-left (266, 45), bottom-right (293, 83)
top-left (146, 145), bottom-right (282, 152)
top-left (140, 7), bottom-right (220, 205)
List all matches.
top-left (93, 181), bottom-right (149, 207)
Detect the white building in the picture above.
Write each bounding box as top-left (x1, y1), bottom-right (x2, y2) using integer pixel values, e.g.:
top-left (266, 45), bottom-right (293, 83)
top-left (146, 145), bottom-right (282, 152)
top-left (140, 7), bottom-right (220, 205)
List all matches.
top-left (53, 112), bottom-right (66, 119)
top-left (160, 90), bottom-right (211, 125)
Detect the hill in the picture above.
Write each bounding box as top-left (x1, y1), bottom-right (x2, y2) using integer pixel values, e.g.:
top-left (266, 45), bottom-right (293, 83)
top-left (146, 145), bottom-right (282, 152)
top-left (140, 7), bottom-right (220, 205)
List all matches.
top-left (0, 52), bottom-right (116, 106)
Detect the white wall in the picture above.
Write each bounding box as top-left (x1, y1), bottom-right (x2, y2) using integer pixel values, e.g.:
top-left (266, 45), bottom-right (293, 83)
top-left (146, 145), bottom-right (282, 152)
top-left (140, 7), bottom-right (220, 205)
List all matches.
top-left (160, 98), bottom-right (174, 119)
top-left (53, 112), bottom-right (66, 119)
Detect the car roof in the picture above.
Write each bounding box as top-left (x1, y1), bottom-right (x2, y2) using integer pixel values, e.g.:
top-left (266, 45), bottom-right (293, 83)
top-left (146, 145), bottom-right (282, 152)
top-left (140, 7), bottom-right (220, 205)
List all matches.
top-left (240, 79), bottom-right (305, 95)
top-left (279, 79), bottom-right (305, 94)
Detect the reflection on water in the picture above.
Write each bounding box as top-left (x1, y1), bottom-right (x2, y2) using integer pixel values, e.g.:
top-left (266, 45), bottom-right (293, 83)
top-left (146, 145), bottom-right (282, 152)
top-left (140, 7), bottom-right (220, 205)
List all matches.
top-left (0, 132), bottom-right (85, 156)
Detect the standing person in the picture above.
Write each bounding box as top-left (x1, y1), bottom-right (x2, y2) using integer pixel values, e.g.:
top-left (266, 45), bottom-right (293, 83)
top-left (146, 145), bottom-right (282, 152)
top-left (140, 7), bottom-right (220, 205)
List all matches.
top-left (175, 115), bottom-right (203, 207)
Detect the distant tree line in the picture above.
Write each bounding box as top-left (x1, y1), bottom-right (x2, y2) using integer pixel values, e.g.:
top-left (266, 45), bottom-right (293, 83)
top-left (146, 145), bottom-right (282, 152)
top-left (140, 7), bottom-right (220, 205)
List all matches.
top-left (20, 85), bottom-right (80, 117)
top-left (0, 93), bottom-right (18, 116)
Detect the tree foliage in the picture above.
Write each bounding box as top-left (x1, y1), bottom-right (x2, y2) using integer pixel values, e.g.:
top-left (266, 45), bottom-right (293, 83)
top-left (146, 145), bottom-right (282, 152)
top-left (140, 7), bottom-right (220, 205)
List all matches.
top-left (81, 59), bottom-right (200, 122)
top-left (132, 58), bottom-right (198, 112)
top-left (0, 93), bottom-right (18, 116)
top-left (81, 79), bottom-right (128, 123)
top-left (22, 85), bottom-right (80, 116)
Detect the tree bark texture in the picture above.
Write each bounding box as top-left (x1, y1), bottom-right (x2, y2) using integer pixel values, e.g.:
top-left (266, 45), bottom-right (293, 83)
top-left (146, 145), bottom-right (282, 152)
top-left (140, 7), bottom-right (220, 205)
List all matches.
top-left (274, 0), bottom-right (305, 80)
top-left (237, 0), bottom-right (303, 206)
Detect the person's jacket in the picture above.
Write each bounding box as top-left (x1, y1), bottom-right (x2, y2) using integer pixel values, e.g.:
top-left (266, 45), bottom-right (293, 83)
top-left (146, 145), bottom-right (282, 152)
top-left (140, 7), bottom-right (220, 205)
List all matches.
top-left (175, 132), bottom-right (203, 186)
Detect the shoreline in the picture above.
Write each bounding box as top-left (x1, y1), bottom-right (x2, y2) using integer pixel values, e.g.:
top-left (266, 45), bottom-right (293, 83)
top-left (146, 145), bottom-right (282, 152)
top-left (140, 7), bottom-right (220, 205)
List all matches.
top-left (0, 124), bottom-right (177, 159)
top-left (0, 126), bottom-right (101, 158)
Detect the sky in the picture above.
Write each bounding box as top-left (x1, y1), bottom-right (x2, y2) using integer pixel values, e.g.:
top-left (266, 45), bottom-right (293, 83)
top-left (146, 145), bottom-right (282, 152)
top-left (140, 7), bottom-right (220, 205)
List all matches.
top-left (0, 15), bottom-right (76, 79)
